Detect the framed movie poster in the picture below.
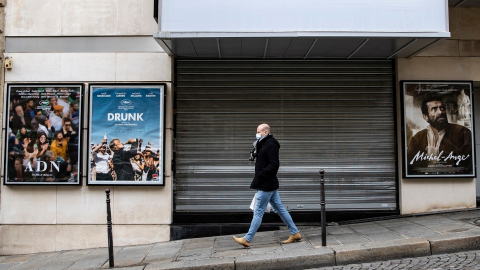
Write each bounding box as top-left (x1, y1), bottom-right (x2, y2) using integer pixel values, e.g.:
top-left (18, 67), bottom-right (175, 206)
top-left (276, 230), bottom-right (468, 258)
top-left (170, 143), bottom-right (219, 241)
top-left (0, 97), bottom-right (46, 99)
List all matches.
top-left (401, 81), bottom-right (476, 178)
top-left (4, 84), bottom-right (83, 185)
top-left (88, 84), bottom-right (165, 186)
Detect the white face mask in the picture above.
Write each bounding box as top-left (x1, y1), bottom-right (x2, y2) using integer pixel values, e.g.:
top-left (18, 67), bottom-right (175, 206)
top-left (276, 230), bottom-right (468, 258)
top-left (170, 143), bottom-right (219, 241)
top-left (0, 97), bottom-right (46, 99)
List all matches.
top-left (256, 133), bottom-right (262, 140)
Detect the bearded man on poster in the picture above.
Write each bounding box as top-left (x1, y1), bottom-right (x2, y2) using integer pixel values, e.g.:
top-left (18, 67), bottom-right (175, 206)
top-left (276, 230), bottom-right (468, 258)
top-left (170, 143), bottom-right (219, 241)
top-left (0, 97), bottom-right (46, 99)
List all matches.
top-left (407, 93), bottom-right (473, 173)
top-left (109, 138), bottom-right (138, 181)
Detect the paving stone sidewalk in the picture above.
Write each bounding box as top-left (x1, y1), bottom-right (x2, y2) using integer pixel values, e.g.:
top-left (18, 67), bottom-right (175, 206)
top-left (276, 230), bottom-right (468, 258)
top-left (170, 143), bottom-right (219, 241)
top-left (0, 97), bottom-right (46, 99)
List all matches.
top-left (1, 209), bottom-right (480, 270)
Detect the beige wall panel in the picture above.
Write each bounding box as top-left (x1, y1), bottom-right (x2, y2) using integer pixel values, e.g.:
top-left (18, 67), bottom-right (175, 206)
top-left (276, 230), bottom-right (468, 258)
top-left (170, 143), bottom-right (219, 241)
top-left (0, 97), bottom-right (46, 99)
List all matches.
top-left (0, 225), bottom-right (57, 255)
top-left (470, 57), bottom-right (480, 81)
top-left (5, 0), bottom-right (62, 36)
top-left (4, 53), bottom-right (61, 82)
top-left (397, 57), bottom-right (479, 214)
top-left (164, 129), bottom-right (173, 177)
top-left (61, 0), bottom-right (116, 36)
top-left (165, 83), bottom-right (173, 130)
top-left (56, 186), bottom-right (113, 224)
top-left (457, 7), bottom-right (480, 40)
top-left (115, 53), bottom-right (172, 82)
top-left (56, 225), bottom-right (107, 251)
top-left (417, 40), bottom-right (459, 57)
top-left (399, 179), bottom-right (475, 215)
top-left (0, 186), bottom-right (57, 224)
top-left (113, 225), bottom-right (170, 246)
top-left (397, 57), bottom-right (473, 81)
top-left (60, 53), bottom-right (116, 81)
top-left (116, 0), bottom-right (158, 35)
top-left (449, 8), bottom-right (459, 40)
top-left (460, 40), bottom-right (480, 57)
top-left (112, 182), bottom-right (172, 224)
top-left (6, 0), bottom-right (157, 36)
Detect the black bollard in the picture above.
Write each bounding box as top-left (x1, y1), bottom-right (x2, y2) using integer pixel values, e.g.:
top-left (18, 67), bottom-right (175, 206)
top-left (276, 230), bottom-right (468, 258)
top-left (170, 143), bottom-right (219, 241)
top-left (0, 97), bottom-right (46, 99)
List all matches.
top-left (106, 189), bottom-right (114, 267)
top-left (319, 170), bottom-right (326, 246)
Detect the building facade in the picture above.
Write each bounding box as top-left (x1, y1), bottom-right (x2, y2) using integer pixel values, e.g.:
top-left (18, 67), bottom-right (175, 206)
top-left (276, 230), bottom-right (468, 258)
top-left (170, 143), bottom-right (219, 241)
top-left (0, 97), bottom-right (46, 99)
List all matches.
top-left (0, 0), bottom-right (479, 255)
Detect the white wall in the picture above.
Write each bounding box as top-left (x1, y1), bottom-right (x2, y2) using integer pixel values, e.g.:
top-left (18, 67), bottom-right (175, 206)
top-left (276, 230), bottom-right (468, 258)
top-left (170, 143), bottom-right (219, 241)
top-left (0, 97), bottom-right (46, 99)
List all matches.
top-left (0, 53), bottom-right (173, 254)
top-left (1, 0), bottom-right (174, 255)
top-left (5, 0), bottom-right (157, 36)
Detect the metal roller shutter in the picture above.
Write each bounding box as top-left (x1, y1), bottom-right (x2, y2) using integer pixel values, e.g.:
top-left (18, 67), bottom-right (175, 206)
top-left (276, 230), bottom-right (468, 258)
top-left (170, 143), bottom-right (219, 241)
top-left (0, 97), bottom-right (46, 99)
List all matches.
top-left (175, 60), bottom-right (397, 212)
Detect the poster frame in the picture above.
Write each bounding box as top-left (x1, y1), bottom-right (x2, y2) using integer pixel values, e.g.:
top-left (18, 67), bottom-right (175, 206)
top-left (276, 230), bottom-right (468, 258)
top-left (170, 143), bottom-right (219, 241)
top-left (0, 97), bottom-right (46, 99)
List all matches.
top-left (400, 80), bottom-right (476, 178)
top-left (3, 83), bottom-right (84, 186)
top-left (87, 83), bottom-right (166, 186)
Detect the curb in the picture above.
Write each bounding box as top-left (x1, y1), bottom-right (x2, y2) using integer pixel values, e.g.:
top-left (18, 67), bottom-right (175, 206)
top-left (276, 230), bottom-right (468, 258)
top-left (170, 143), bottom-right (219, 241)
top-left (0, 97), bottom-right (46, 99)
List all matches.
top-left (142, 235), bottom-right (480, 270)
top-left (145, 257), bottom-right (234, 270)
top-left (429, 230), bottom-right (480, 254)
top-left (332, 237), bottom-right (430, 265)
top-left (235, 247), bottom-right (334, 270)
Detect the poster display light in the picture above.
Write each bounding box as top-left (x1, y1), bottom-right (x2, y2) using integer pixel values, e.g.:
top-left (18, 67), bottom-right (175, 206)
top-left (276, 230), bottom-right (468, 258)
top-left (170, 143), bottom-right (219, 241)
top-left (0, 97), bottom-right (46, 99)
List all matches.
top-left (401, 81), bottom-right (476, 178)
top-left (88, 84), bottom-right (165, 186)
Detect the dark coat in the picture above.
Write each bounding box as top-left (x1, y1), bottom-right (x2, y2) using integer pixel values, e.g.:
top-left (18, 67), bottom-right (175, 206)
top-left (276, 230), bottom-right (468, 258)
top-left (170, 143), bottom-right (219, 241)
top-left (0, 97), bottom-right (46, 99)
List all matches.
top-left (10, 113), bottom-right (33, 134)
top-left (112, 141), bottom-right (138, 181)
top-left (250, 135), bottom-right (280, 191)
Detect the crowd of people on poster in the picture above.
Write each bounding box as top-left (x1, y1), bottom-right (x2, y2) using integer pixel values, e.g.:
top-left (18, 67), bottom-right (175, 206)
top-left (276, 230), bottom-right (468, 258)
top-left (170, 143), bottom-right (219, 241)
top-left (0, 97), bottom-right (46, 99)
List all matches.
top-left (403, 81), bottom-right (475, 177)
top-left (5, 85), bottom-right (81, 184)
top-left (88, 86), bottom-right (164, 185)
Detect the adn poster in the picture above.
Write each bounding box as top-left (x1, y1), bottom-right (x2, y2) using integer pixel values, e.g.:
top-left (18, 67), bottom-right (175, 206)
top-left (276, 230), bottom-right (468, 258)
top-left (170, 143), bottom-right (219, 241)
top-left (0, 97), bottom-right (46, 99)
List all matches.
top-left (4, 84), bottom-right (83, 185)
top-left (88, 85), bottom-right (165, 185)
top-left (402, 81), bottom-right (476, 178)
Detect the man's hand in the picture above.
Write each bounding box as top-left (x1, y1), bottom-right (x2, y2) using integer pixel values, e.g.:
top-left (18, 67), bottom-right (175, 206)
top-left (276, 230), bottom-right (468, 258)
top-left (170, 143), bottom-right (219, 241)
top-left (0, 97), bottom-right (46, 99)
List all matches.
top-left (127, 138), bottom-right (136, 144)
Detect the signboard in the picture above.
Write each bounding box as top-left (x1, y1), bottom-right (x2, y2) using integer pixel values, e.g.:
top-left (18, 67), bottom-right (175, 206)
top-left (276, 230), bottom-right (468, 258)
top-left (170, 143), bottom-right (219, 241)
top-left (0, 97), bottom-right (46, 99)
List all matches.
top-left (4, 84), bottom-right (83, 185)
top-left (401, 81), bottom-right (476, 178)
top-left (88, 84), bottom-right (165, 185)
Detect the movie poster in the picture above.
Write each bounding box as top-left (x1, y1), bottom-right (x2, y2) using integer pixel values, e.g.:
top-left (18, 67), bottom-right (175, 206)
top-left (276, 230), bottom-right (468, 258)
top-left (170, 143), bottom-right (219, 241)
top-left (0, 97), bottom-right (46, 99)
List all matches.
top-left (402, 81), bottom-right (476, 178)
top-left (88, 85), bottom-right (165, 185)
top-left (4, 84), bottom-right (83, 185)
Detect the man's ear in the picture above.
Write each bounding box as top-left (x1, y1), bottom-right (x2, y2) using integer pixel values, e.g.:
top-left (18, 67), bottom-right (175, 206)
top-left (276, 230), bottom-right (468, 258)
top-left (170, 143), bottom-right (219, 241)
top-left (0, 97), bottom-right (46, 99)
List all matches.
top-left (422, 114), bottom-right (428, 122)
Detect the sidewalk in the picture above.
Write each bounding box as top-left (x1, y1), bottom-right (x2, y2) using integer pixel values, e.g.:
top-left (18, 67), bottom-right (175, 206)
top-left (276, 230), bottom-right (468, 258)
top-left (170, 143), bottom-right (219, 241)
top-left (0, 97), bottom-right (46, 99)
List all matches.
top-left (1, 209), bottom-right (480, 270)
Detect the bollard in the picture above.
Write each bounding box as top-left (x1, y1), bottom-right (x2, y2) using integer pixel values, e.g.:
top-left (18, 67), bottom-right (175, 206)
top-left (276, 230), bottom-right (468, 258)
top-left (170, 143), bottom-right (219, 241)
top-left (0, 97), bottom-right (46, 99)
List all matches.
top-left (319, 170), bottom-right (326, 246)
top-left (106, 189), bottom-right (114, 267)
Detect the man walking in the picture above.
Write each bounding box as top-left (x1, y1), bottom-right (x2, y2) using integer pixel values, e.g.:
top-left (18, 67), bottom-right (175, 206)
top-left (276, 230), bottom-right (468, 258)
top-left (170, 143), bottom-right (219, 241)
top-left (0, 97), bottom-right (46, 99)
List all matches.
top-left (233, 123), bottom-right (301, 248)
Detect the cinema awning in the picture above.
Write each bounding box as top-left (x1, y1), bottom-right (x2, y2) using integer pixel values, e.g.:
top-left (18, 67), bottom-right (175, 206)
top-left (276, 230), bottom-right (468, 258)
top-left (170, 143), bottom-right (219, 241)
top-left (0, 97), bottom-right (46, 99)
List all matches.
top-left (154, 0), bottom-right (451, 59)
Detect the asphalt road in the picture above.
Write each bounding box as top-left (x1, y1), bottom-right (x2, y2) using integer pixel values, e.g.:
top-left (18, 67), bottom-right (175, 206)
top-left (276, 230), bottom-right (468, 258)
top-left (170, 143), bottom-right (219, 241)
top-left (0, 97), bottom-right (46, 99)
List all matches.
top-left (307, 249), bottom-right (480, 270)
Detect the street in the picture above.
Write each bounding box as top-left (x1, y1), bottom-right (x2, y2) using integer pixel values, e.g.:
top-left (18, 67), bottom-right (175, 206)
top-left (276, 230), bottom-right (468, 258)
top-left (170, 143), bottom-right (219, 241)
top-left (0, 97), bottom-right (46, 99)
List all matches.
top-left (308, 249), bottom-right (480, 270)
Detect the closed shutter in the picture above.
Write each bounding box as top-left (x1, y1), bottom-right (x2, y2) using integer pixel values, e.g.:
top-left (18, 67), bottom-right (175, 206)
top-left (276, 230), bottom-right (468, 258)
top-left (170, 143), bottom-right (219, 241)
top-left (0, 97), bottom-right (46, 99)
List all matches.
top-left (175, 60), bottom-right (396, 212)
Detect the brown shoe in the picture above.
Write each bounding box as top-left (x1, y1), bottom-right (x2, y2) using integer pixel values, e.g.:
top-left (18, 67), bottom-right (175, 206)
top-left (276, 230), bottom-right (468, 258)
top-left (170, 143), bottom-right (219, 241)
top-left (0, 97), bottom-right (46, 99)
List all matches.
top-left (281, 232), bottom-right (302, 244)
top-left (233, 236), bottom-right (250, 248)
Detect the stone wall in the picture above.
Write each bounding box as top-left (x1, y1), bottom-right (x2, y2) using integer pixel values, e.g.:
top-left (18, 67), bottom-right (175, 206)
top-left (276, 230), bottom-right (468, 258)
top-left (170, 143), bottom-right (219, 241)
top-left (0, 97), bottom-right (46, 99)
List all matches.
top-left (0, 0), bottom-right (174, 255)
top-left (396, 7), bottom-right (480, 215)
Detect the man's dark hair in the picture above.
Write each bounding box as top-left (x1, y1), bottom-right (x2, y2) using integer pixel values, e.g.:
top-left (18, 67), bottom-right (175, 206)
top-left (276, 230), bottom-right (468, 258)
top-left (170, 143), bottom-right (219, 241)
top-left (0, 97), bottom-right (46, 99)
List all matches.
top-left (421, 93), bottom-right (443, 116)
top-left (54, 131), bottom-right (63, 140)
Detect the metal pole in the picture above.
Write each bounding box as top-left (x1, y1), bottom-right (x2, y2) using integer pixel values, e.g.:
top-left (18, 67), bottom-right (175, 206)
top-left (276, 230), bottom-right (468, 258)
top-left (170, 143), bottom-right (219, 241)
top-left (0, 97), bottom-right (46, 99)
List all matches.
top-left (106, 189), bottom-right (114, 267)
top-left (319, 169), bottom-right (326, 246)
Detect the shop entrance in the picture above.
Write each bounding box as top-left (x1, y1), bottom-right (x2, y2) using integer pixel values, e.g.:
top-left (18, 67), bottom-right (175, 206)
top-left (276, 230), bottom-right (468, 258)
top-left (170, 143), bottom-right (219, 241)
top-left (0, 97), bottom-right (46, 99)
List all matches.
top-left (174, 59), bottom-right (397, 214)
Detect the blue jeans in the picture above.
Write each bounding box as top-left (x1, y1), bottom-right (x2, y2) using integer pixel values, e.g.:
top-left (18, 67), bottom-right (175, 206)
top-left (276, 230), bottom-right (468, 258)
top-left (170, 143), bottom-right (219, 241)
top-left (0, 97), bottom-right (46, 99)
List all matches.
top-left (244, 189), bottom-right (299, 242)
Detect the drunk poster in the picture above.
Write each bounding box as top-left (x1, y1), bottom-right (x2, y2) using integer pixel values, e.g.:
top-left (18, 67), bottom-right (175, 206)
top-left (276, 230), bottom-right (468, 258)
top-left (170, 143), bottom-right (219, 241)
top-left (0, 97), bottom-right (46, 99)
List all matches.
top-left (402, 81), bottom-right (476, 178)
top-left (88, 85), bottom-right (165, 185)
top-left (4, 84), bottom-right (83, 185)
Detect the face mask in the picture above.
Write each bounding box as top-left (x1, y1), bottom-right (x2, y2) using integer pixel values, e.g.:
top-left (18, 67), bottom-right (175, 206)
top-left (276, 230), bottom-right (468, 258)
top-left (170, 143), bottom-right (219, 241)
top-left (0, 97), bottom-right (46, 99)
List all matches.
top-left (256, 133), bottom-right (262, 140)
